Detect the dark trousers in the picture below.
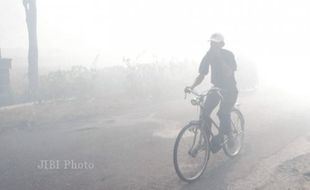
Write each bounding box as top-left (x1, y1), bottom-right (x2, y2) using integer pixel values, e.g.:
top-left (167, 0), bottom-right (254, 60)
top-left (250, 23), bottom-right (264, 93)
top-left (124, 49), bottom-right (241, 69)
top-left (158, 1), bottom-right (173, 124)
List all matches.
top-left (203, 88), bottom-right (238, 135)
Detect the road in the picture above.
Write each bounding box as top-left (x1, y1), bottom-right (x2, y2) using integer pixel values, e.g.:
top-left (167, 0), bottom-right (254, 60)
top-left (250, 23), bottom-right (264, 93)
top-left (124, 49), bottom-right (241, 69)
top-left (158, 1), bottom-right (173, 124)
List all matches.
top-left (0, 88), bottom-right (309, 190)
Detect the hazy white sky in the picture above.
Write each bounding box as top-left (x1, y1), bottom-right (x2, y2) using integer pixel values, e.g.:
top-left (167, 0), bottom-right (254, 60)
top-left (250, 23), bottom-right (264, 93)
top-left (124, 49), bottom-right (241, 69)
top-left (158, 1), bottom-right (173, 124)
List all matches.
top-left (1, 0), bottom-right (310, 89)
top-left (1, 0), bottom-right (308, 56)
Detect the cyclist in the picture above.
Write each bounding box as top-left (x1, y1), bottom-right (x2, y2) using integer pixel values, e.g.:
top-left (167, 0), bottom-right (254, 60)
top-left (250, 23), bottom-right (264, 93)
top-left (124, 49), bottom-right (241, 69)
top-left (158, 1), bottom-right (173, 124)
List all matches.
top-left (185, 33), bottom-right (238, 152)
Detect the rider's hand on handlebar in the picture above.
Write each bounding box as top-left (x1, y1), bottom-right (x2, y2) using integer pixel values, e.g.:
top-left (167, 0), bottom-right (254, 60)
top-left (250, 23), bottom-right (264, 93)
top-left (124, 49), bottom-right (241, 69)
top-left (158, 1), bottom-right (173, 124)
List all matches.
top-left (184, 86), bottom-right (193, 94)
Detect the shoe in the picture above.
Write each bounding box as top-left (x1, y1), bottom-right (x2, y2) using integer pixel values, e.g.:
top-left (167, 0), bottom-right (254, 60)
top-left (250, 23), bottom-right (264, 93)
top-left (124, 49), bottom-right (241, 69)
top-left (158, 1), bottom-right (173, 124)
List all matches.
top-left (210, 134), bottom-right (224, 153)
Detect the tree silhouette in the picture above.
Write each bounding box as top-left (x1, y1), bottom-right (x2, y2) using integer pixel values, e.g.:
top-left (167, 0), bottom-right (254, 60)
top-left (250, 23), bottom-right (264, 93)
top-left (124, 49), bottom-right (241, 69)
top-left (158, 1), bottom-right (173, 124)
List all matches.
top-left (23, 0), bottom-right (38, 98)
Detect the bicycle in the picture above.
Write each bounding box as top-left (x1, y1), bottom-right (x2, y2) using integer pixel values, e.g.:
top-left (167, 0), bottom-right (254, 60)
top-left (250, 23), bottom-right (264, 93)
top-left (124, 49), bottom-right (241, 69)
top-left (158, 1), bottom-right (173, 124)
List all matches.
top-left (173, 87), bottom-right (245, 182)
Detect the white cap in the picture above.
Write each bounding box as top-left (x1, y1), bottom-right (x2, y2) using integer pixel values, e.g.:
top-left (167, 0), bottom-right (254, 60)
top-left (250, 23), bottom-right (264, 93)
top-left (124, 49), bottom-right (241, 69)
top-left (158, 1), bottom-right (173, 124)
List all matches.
top-left (209, 33), bottom-right (224, 43)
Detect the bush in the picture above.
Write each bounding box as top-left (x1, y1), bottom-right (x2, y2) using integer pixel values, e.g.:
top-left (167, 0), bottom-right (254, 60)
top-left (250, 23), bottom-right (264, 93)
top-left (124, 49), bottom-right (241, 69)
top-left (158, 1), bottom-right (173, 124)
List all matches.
top-left (37, 61), bottom-right (196, 102)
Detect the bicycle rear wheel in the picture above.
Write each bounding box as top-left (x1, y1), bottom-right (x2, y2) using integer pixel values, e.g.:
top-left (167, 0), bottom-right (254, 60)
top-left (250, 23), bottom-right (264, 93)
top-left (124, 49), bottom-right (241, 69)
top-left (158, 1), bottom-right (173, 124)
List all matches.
top-left (173, 123), bottom-right (210, 182)
top-left (223, 108), bottom-right (245, 157)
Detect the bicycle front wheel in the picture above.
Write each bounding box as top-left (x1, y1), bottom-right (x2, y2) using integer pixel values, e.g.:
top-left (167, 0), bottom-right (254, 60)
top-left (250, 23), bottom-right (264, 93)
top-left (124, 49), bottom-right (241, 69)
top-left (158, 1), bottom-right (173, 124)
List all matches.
top-left (173, 123), bottom-right (210, 182)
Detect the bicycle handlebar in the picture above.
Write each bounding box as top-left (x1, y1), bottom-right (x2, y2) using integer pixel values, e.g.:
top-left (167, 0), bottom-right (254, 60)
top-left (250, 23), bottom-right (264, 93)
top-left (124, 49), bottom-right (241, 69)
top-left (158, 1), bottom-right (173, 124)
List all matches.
top-left (185, 87), bottom-right (222, 98)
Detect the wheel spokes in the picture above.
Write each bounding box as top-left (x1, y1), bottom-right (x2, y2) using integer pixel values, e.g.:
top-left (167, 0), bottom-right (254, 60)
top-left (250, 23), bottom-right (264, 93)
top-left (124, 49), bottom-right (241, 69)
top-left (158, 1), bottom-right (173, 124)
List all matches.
top-left (224, 111), bottom-right (244, 156)
top-left (176, 126), bottom-right (209, 180)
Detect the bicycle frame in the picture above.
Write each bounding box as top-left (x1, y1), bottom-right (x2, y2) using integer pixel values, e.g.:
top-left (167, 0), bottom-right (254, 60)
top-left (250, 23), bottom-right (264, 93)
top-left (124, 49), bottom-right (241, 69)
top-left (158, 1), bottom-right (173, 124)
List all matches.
top-left (186, 87), bottom-right (240, 149)
top-left (194, 89), bottom-right (222, 139)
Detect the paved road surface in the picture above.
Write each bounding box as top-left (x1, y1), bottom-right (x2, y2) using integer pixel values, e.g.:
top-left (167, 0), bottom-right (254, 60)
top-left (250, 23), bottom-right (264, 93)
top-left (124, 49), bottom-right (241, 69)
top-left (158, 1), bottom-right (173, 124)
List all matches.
top-left (0, 88), bottom-right (309, 190)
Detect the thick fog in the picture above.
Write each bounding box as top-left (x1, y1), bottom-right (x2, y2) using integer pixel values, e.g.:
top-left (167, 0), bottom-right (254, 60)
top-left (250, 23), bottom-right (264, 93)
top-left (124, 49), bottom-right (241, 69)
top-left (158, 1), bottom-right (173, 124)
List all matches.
top-left (1, 0), bottom-right (310, 94)
top-left (1, 1), bottom-right (310, 190)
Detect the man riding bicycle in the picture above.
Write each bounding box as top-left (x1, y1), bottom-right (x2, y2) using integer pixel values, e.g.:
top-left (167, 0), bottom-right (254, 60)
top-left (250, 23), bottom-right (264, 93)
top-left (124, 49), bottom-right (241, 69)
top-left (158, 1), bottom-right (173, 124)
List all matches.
top-left (185, 33), bottom-right (238, 151)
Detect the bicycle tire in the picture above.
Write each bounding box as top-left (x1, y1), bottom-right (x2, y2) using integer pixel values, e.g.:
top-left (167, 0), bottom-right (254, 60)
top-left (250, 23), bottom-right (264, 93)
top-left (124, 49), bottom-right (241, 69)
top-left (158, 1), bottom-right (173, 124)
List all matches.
top-left (223, 108), bottom-right (245, 158)
top-left (173, 123), bottom-right (210, 182)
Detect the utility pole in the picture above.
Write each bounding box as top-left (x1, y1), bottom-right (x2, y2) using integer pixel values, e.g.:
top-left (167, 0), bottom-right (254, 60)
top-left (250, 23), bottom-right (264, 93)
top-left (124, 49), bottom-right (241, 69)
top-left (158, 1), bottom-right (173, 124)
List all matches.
top-left (23, 0), bottom-right (39, 98)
